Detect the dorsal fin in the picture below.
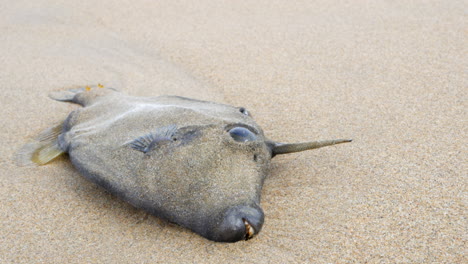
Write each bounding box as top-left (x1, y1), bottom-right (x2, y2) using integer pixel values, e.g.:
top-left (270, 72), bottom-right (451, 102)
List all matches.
top-left (48, 87), bottom-right (86, 103)
top-left (130, 125), bottom-right (177, 153)
top-left (48, 84), bottom-right (117, 106)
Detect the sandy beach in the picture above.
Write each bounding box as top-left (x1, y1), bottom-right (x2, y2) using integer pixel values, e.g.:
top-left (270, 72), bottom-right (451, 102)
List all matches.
top-left (1, 0), bottom-right (466, 263)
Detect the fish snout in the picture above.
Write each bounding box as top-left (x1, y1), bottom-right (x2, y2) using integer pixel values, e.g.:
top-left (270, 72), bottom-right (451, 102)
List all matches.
top-left (211, 205), bottom-right (264, 242)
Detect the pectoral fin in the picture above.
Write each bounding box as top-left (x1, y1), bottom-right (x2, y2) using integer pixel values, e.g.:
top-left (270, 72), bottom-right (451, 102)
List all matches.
top-left (130, 125), bottom-right (177, 153)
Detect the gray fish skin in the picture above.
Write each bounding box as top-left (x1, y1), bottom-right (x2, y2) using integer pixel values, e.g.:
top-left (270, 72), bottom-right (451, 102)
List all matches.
top-left (55, 87), bottom-right (271, 242)
top-left (18, 86), bottom-right (351, 242)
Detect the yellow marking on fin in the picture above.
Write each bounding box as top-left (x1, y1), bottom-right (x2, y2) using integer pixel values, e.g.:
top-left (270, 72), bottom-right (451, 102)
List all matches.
top-left (31, 142), bottom-right (64, 165)
top-left (85, 86), bottom-right (91, 91)
top-left (15, 122), bottom-right (65, 166)
top-left (98, 83), bottom-right (104, 88)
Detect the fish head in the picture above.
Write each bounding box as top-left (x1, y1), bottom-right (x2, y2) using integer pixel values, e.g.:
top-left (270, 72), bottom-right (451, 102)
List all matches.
top-left (135, 120), bottom-right (272, 242)
top-left (131, 98), bottom-right (351, 242)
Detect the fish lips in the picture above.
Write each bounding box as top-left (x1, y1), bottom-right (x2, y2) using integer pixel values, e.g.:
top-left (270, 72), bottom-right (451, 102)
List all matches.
top-left (203, 204), bottom-right (265, 242)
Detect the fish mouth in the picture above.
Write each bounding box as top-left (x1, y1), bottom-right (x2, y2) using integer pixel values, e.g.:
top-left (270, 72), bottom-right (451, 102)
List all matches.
top-left (208, 205), bottom-right (264, 242)
top-left (243, 218), bottom-right (256, 240)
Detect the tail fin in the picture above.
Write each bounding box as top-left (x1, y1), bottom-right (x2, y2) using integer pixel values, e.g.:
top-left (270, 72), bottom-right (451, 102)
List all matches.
top-left (15, 123), bottom-right (65, 166)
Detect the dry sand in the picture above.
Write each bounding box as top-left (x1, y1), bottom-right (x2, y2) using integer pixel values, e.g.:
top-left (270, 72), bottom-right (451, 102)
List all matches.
top-left (1, 0), bottom-right (466, 263)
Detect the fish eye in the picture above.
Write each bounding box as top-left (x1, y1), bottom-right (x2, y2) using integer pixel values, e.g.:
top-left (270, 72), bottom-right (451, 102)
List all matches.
top-left (228, 127), bottom-right (257, 142)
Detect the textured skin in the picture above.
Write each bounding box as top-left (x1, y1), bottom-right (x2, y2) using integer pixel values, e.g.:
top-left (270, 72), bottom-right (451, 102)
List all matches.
top-left (57, 87), bottom-right (272, 241)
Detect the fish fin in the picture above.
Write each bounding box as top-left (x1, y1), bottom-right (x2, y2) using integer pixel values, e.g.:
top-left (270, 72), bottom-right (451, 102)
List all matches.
top-left (48, 86), bottom-right (87, 103)
top-left (48, 84), bottom-right (118, 106)
top-left (130, 125), bottom-right (177, 153)
top-left (30, 141), bottom-right (64, 165)
top-left (15, 123), bottom-right (65, 166)
top-left (36, 122), bottom-right (64, 142)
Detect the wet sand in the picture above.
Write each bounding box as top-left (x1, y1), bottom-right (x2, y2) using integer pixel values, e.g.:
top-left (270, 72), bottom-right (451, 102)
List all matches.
top-left (1, 0), bottom-right (466, 263)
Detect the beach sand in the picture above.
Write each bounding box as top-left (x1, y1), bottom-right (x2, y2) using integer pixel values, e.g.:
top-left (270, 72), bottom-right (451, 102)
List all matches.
top-left (1, 0), bottom-right (466, 263)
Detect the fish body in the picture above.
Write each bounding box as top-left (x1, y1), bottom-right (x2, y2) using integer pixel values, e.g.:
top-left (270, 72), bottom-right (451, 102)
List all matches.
top-left (17, 85), bottom-right (351, 242)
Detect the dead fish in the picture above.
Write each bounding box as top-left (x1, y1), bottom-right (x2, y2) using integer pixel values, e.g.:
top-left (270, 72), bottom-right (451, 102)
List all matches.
top-left (16, 85), bottom-right (351, 242)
